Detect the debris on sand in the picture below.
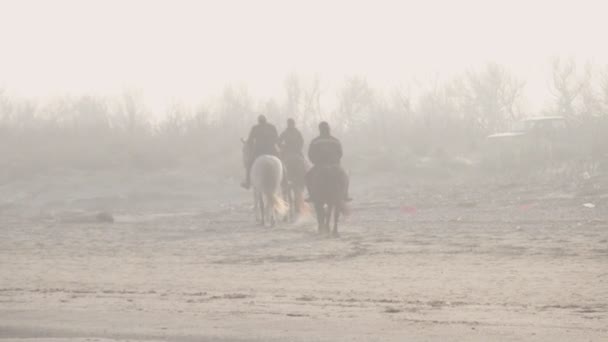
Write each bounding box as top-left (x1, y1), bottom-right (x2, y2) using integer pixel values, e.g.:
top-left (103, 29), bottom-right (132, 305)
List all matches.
top-left (296, 295), bottom-right (317, 301)
top-left (286, 313), bottom-right (307, 317)
top-left (385, 307), bottom-right (401, 313)
top-left (37, 210), bottom-right (115, 224)
top-left (96, 211), bottom-right (115, 223)
top-left (457, 201), bottom-right (478, 208)
top-left (519, 203), bottom-right (535, 210)
top-left (400, 206), bottom-right (418, 215)
top-left (582, 203), bottom-right (596, 209)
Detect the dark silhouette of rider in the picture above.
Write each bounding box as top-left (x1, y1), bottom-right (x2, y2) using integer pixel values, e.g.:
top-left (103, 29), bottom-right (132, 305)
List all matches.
top-left (241, 115), bottom-right (279, 189)
top-left (278, 118), bottom-right (304, 157)
top-left (306, 121), bottom-right (351, 202)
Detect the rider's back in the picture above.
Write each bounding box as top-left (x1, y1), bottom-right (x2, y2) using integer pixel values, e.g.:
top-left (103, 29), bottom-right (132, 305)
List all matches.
top-left (280, 127), bottom-right (304, 155)
top-left (250, 123), bottom-right (279, 155)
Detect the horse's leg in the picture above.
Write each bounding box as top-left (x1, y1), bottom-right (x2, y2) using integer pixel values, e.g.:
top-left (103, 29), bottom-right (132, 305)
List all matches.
top-left (259, 192), bottom-right (265, 226)
top-left (287, 186), bottom-right (294, 223)
top-left (289, 187), bottom-right (296, 222)
top-left (332, 203), bottom-right (341, 238)
top-left (325, 204), bottom-right (333, 235)
top-left (294, 186), bottom-right (302, 219)
top-left (253, 189), bottom-right (260, 223)
top-left (314, 202), bottom-right (325, 235)
top-left (269, 193), bottom-right (276, 227)
top-left (282, 186), bottom-right (290, 223)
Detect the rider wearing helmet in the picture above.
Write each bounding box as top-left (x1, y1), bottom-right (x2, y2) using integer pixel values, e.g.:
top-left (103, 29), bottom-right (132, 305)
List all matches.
top-left (306, 121), bottom-right (351, 202)
top-left (241, 115), bottom-right (279, 189)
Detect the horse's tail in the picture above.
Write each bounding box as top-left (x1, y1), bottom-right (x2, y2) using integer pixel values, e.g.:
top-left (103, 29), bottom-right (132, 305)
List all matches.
top-left (269, 191), bottom-right (289, 217)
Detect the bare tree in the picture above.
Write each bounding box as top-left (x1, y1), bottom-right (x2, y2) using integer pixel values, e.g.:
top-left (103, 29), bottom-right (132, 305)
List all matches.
top-left (282, 74), bottom-right (324, 131)
top-left (284, 73), bottom-right (301, 121)
top-left (380, 85), bottom-right (415, 147)
top-left (391, 84), bottom-right (413, 118)
top-left (115, 90), bottom-right (149, 134)
top-left (302, 76), bottom-right (323, 127)
top-left (579, 72), bottom-right (603, 118)
top-left (548, 58), bottom-right (590, 118)
top-left (71, 96), bottom-right (112, 135)
top-left (459, 63), bottom-right (525, 132)
top-left (217, 85), bottom-right (254, 133)
top-left (0, 89), bottom-right (13, 131)
top-left (336, 76), bottom-right (375, 131)
top-left (599, 66), bottom-right (608, 116)
top-left (415, 81), bottom-right (460, 154)
top-left (158, 102), bottom-right (190, 137)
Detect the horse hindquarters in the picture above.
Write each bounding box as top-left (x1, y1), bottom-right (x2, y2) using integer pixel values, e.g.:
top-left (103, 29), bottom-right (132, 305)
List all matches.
top-left (310, 165), bottom-right (347, 236)
top-left (250, 155), bottom-right (287, 226)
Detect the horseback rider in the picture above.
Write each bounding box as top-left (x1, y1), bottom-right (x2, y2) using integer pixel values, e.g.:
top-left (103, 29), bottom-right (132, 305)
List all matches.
top-left (306, 121), bottom-right (351, 202)
top-left (278, 118), bottom-right (304, 157)
top-left (241, 115), bottom-right (279, 189)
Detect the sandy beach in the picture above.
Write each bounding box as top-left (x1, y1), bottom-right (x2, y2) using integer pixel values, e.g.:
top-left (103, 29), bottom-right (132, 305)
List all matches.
top-left (1, 169), bottom-right (607, 341)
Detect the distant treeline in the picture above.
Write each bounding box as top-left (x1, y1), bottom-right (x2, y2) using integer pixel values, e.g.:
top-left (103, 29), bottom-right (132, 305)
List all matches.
top-left (1, 59), bottom-right (607, 178)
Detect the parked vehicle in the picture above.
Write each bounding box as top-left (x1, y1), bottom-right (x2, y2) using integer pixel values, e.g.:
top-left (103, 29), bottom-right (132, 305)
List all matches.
top-left (484, 116), bottom-right (569, 168)
top-left (487, 116), bottom-right (567, 140)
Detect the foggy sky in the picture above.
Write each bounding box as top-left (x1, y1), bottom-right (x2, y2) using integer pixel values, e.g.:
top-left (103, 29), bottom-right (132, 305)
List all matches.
top-left (1, 0), bottom-right (606, 113)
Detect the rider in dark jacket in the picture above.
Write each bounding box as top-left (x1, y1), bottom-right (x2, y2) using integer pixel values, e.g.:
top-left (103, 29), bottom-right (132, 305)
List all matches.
top-left (306, 122), bottom-right (351, 202)
top-left (278, 118), bottom-right (304, 157)
top-left (241, 115), bottom-right (279, 189)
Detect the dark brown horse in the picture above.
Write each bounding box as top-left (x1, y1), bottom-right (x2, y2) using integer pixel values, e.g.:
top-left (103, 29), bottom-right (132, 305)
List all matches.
top-left (308, 165), bottom-right (349, 237)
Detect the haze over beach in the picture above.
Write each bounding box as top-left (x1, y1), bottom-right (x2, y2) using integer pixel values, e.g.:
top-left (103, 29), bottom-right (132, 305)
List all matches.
top-left (1, 1), bottom-right (608, 341)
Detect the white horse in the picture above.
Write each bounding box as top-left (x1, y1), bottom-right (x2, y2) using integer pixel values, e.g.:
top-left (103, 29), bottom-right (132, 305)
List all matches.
top-left (242, 141), bottom-right (288, 226)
